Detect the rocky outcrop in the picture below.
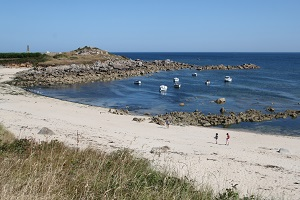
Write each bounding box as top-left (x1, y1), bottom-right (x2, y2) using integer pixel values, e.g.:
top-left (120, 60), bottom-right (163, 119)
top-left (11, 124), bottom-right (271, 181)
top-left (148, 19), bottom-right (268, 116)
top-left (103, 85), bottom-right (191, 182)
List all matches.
top-left (150, 109), bottom-right (299, 127)
top-left (132, 117), bottom-right (145, 122)
top-left (196, 63), bottom-right (259, 71)
top-left (108, 108), bottom-right (129, 115)
top-left (215, 98), bottom-right (226, 104)
top-left (9, 59), bottom-right (260, 87)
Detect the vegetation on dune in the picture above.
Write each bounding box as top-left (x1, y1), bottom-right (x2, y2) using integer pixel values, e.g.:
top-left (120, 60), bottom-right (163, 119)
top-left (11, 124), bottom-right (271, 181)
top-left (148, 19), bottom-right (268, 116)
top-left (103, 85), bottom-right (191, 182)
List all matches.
top-left (0, 46), bottom-right (125, 67)
top-left (0, 53), bottom-right (50, 66)
top-left (0, 124), bottom-right (261, 199)
top-left (0, 52), bottom-right (43, 59)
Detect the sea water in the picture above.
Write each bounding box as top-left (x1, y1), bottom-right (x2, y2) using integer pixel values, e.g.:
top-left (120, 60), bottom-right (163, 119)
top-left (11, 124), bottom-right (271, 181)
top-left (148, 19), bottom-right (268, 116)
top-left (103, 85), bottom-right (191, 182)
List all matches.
top-left (29, 53), bottom-right (300, 136)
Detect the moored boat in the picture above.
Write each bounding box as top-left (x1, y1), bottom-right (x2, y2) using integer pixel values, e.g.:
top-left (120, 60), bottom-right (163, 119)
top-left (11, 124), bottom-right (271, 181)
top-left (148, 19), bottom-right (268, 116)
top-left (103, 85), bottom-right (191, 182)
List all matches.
top-left (224, 76), bottom-right (232, 82)
top-left (174, 82), bottom-right (181, 88)
top-left (173, 77), bottom-right (179, 82)
top-left (159, 85), bottom-right (168, 92)
top-left (192, 73), bottom-right (197, 76)
top-left (134, 80), bottom-right (142, 85)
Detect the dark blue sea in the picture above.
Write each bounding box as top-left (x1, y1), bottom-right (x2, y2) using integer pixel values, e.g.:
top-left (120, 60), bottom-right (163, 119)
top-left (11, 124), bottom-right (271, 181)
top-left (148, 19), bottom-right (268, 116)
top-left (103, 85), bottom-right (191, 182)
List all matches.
top-left (29, 53), bottom-right (300, 136)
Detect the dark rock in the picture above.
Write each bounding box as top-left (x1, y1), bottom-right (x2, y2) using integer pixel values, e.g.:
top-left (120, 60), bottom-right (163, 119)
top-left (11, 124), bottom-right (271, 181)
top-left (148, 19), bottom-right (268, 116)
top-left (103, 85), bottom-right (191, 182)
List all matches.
top-left (132, 117), bottom-right (145, 122)
top-left (220, 107), bottom-right (226, 114)
top-left (266, 106), bottom-right (275, 112)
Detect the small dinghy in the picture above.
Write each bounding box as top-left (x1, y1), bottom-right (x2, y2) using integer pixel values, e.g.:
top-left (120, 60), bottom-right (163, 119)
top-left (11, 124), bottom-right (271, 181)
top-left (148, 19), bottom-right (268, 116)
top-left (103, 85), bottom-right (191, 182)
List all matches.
top-left (174, 82), bottom-right (181, 88)
top-left (159, 85), bottom-right (168, 92)
top-left (134, 80), bottom-right (142, 85)
top-left (205, 80), bottom-right (211, 85)
top-left (173, 77), bottom-right (179, 82)
top-left (224, 76), bottom-right (232, 82)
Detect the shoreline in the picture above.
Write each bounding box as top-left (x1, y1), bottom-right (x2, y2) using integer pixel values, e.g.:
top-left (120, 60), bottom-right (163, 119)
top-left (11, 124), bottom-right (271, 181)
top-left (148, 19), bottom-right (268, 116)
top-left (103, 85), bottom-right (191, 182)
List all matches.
top-left (1, 67), bottom-right (300, 199)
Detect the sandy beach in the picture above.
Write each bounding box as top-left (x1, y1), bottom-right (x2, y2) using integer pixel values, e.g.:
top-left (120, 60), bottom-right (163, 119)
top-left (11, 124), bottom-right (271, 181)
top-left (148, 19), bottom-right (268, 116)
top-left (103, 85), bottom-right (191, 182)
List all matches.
top-left (0, 67), bottom-right (299, 199)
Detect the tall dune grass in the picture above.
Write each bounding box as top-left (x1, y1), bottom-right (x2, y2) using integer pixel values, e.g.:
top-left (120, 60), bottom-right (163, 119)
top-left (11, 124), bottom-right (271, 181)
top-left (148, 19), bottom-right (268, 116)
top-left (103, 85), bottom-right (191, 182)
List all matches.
top-left (0, 124), bottom-right (262, 199)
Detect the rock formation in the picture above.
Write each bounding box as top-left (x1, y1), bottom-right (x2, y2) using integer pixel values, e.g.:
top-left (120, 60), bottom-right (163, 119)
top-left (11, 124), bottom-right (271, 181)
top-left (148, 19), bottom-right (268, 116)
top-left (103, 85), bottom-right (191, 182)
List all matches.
top-left (150, 109), bottom-right (299, 127)
top-left (9, 59), bottom-right (260, 87)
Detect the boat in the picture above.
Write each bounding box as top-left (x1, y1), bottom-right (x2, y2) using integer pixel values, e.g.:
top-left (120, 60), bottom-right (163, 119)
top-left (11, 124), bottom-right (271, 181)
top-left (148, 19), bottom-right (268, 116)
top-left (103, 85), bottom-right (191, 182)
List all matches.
top-left (224, 76), bottom-right (232, 82)
top-left (192, 73), bottom-right (197, 77)
top-left (173, 77), bottom-right (179, 82)
top-left (159, 85), bottom-right (168, 92)
top-left (205, 80), bottom-right (211, 85)
top-left (134, 80), bottom-right (142, 85)
top-left (174, 82), bottom-right (181, 88)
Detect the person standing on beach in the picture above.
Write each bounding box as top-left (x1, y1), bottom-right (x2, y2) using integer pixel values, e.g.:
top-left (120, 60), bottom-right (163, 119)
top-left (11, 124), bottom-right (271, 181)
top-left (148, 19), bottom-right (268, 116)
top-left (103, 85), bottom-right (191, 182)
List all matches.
top-left (226, 133), bottom-right (230, 145)
top-left (165, 119), bottom-right (169, 128)
top-left (214, 133), bottom-right (218, 144)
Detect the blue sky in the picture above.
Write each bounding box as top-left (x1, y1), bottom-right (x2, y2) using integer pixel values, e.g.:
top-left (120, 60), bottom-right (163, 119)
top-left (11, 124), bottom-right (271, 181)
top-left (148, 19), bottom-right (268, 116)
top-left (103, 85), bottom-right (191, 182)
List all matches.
top-left (1, 0), bottom-right (300, 52)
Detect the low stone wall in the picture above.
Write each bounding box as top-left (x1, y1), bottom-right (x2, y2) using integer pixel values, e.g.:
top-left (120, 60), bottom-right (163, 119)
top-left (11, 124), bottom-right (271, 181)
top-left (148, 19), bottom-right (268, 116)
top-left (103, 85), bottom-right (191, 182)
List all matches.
top-left (9, 59), bottom-right (260, 87)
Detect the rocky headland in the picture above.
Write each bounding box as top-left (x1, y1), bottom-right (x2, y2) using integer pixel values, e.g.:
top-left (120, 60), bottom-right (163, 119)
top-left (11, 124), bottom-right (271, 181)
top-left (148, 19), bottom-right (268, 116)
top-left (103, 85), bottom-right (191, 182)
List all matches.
top-left (9, 60), bottom-right (260, 87)
top-left (7, 46), bottom-right (259, 87)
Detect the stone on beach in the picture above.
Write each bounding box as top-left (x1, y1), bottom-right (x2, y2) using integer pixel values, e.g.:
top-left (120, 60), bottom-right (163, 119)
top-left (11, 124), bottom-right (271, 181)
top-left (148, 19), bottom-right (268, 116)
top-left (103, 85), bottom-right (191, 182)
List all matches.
top-left (37, 127), bottom-right (55, 135)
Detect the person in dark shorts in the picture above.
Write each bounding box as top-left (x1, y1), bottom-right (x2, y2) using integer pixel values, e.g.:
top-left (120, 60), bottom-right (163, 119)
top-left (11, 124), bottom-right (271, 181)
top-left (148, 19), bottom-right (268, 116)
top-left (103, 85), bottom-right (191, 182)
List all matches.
top-left (226, 133), bottom-right (230, 145)
top-left (214, 133), bottom-right (218, 144)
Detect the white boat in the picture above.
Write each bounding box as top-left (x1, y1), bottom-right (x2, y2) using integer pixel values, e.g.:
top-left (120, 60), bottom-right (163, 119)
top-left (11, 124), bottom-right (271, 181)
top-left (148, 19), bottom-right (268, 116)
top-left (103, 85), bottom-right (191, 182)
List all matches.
top-left (173, 77), bottom-right (179, 82)
top-left (205, 80), bottom-right (211, 85)
top-left (224, 76), bottom-right (232, 82)
top-left (159, 85), bottom-right (168, 92)
top-left (134, 80), bottom-right (141, 85)
top-left (174, 82), bottom-right (181, 88)
top-left (192, 73), bottom-right (197, 77)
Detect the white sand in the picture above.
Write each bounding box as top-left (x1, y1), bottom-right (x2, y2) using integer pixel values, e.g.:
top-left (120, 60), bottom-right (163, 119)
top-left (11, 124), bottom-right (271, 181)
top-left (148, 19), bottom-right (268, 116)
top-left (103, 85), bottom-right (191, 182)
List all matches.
top-left (0, 66), bottom-right (29, 83)
top-left (0, 67), bottom-right (299, 199)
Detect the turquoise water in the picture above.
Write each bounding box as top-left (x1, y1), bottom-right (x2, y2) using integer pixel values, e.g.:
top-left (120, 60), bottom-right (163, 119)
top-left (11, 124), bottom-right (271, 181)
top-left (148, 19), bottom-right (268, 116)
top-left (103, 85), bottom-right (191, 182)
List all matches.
top-left (29, 53), bottom-right (300, 136)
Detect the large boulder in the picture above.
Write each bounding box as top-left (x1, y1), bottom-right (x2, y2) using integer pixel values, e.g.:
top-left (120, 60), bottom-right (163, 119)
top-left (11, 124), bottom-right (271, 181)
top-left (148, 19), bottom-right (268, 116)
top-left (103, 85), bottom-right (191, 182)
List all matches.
top-left (220, 107), bottom-right (226, 114)
top-left (215, 98), bottom-right (226, 104)
top-left (37, 127), bottom-right (55, 135)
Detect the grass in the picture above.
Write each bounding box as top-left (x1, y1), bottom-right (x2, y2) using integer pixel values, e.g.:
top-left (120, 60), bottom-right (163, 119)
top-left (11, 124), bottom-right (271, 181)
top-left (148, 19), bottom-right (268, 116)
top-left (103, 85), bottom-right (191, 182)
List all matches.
top-left (0, 124), bottom-right (262, 200)
top-left (0, 53), bottom-right (50, 66)
top-left (0, 47), bottom-right (125, 67)
top-left (39, 52), bottom-right (124, 66)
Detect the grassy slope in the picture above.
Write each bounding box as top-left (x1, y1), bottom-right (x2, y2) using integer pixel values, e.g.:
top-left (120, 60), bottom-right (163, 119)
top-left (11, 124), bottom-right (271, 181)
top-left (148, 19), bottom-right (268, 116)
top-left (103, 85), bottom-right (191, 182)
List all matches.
top-left (0, 124), bottom-right (263, 200)
top-left (0, 124), bottom-right (214, 199)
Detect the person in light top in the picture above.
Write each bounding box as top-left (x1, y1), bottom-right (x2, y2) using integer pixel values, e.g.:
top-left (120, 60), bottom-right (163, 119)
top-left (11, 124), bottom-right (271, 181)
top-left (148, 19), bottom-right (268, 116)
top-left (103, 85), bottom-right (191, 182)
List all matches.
top-left (226, 133), bottom-right (230, 145)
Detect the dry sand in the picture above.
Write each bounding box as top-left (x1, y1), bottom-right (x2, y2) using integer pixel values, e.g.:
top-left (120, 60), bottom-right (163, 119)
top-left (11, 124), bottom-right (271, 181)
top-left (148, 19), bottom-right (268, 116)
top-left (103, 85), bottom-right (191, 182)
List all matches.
top-left (0, 67), bottom-right (299, 199)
